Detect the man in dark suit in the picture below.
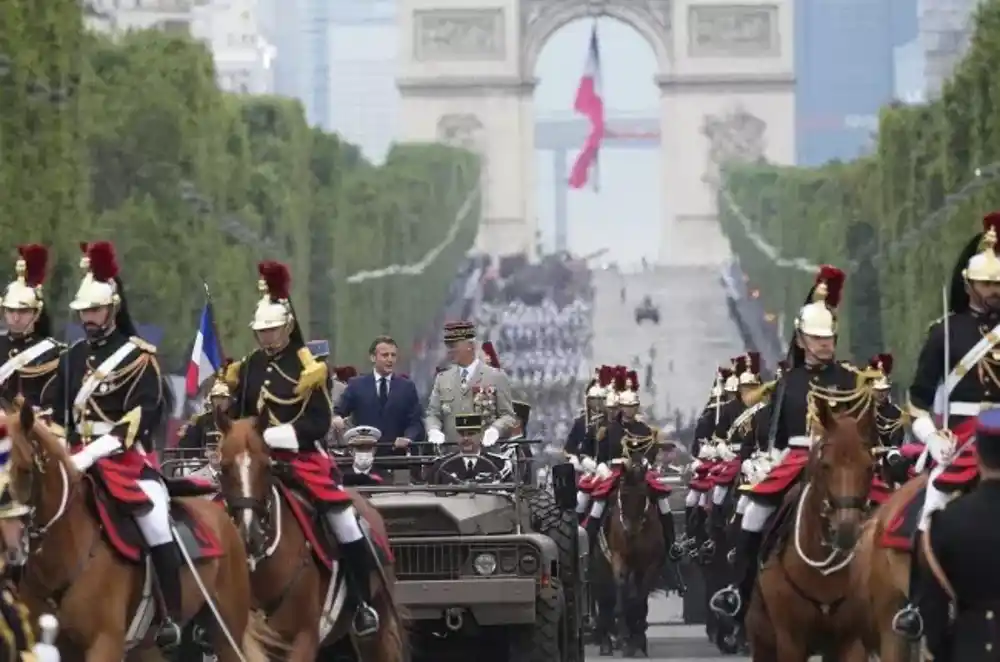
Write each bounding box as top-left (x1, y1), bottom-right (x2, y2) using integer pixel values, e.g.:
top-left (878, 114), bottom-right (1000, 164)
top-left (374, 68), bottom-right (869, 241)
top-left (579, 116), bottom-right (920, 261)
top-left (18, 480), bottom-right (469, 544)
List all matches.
top-left (332, 335), bottom-right (424, 461)
top-left (431, 414), bottom-right (510, 484)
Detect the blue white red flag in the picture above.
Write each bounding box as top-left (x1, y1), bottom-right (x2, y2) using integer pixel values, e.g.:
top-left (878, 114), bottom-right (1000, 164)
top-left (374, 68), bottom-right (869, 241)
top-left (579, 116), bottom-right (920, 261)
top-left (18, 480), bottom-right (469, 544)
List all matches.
top-left (185, 300), bottom-right (223, 397)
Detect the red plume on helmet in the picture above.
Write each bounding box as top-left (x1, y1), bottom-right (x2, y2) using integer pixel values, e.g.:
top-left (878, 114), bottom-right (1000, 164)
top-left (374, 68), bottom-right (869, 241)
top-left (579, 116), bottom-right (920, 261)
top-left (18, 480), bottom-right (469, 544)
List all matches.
top-left (258, 261), bottom-right (291, 301)
top-left (870, 353), bottom-right (894, 375)
top-left (481, 341), bottom-right (500, 368)
top-left (17, 244), bottom-right (48, 288)
top-left (626, 370), bottom-right (639, 391)
top-left (815, 265), bottom-right (846, 309)
top-left (599, 365), bottom-right (613, 387)
top-left (983, 211), bottom-right (1000, 238)
top-left (334, 366), bottom-right (358, 382)
top-left (613, 367), bottom-right (627, 392)
top-left (718, 368), bottom-right (733, 381)
top-left (732, 356), bottom-right (747, 375)
top-left (747, 351), bottom-right (761, 375)
top-left (86, 241), bottom-right (119, 283)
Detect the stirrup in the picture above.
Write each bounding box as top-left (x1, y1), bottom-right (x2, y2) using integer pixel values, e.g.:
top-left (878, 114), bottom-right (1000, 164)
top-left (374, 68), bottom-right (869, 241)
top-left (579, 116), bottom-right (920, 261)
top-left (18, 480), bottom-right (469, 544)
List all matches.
top-left (154, 619), bottom-right (182, 650)
top-left (700, 539), bottom-right (716, 554)
top-left (668, 541), bottom-right (684, 561)
top-left (891, 605), bottom-right (923, 640)
top-left (351, 603), bottom-right (380, 637)
top-left (708, 586), bottom-right (741, 617)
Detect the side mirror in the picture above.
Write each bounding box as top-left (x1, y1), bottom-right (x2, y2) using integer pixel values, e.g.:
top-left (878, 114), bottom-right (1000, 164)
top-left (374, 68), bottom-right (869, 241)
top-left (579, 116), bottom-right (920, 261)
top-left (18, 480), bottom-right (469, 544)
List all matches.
top-left (551, 462), bottom-right (577, 510)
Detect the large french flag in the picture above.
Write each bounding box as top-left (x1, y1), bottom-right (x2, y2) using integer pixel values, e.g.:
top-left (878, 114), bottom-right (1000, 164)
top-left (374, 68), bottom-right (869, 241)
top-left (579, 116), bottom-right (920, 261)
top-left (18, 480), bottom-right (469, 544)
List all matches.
top-left (185, 301), bottom-right (223, 397)
top-left (568, 25), bottom-right (606, 190)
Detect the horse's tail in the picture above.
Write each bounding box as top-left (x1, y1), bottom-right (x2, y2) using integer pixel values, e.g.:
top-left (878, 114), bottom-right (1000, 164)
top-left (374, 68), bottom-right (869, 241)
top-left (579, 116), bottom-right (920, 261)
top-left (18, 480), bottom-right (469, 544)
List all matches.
top-left (242, 609), bottom-right (290, 662)
top-left (371, 570), bottom-right (409, 662)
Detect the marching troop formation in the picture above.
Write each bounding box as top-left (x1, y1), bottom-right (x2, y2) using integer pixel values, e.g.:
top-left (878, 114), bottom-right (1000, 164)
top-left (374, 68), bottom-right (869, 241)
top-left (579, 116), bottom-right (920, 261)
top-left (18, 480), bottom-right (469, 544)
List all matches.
top-left (0, 209), bottom-right (999, 661)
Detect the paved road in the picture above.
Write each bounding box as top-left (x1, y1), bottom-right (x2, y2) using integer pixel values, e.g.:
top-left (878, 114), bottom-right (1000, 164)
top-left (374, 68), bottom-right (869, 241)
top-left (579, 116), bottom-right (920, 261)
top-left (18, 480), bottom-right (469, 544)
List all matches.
top-left (591, 265), bottom-right (745, 430)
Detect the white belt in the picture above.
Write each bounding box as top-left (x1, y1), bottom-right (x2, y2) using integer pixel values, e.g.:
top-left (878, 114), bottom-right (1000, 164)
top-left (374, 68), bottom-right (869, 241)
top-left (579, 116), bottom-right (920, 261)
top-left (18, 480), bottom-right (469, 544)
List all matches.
top-left (76, 421), bottom-right (114, 436)
top-left (787, 435), bottom-right (812, 448)
top-left (949, 402), bottom-right (1000, 416)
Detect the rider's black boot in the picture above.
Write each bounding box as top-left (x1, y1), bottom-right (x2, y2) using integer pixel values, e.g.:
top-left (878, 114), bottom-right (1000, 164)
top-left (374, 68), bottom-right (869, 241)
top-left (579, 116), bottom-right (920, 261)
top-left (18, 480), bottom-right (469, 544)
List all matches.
top-left (659, 513), bottom-right (686, 594)
top-left (341, 539), bottom-right (381, 637)
top-left (709, 529), bottom-right (762, 619)
top-left (585, 514), bottom-right (603, 546)
top-left (150, 543), bottom-right (183, 650)
top-left (891, 531), bottom-right (925, 641)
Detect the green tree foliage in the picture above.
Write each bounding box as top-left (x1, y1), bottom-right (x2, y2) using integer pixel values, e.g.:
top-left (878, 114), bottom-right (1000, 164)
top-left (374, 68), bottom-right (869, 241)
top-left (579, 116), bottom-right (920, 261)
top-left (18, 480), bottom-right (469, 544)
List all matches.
top-left (0, 2), bottom-right (479, 370)
top-left (719, 0), bottom-right (1000, 386)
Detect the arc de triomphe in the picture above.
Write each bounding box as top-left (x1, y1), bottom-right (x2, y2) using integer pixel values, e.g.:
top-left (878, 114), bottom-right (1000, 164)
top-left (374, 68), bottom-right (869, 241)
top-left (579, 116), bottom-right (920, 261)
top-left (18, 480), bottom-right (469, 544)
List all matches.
top-left (396, 0), bottom-right (795, 264)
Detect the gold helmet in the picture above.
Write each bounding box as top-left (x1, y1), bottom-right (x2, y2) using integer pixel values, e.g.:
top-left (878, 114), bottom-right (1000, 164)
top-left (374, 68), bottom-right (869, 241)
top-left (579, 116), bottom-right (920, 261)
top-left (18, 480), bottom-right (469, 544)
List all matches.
top-left (618, 370), bottom-right (640, 407)
top-left (70, 242), bottom-right (121, 311)
top-left (724, 357), bottom-right (741, 393)
top-left (795, 265), bottom-right (845, 338)
top-left (1, 245), bottom-right (47, 311)
top-left (251, 261), bottom-right (294, 331)
top-left (738, 352), bottom-right (761, 386)
top-left (868, 353), bottom-right (893, 391)
top-left (208, 365), bottom-right (231, 399)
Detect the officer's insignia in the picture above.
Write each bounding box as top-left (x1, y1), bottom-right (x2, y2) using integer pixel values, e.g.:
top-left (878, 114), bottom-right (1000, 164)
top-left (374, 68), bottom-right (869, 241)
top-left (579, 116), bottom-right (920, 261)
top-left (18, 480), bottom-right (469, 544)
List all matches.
top-left (441, 403), bottom-right (451, 415)
top-left (130, 336), bottom-right (156, 354)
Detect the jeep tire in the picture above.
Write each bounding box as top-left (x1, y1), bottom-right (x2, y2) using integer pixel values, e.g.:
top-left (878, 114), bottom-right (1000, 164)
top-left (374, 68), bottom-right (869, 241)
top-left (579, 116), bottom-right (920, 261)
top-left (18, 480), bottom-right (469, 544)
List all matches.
top-left (508, 580), bottom-right (563, 662)
top-left (523, 487), bottom-right (584, 662)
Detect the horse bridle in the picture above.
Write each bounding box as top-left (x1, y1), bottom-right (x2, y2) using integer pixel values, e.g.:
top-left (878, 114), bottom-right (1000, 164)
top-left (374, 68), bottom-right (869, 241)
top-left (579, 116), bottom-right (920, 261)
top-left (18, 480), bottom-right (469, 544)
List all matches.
top-left (16, 438), bottom-right (72, 546)
top-left (615, 457), bottom-right (651, 534)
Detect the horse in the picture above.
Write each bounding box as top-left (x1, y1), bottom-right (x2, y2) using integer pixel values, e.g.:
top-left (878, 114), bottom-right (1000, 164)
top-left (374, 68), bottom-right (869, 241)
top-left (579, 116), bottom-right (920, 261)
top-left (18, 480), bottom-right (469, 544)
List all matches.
top-left (851, 473), bottom-right (929, 662)
top-left (214, 410), bottom-right (406, 662)
top-left (3, 401), bottom-right (273, 662)
top-left (744, 402), bottom-right (875, 662)
top-left (596, 450), bottom-right (669, 658)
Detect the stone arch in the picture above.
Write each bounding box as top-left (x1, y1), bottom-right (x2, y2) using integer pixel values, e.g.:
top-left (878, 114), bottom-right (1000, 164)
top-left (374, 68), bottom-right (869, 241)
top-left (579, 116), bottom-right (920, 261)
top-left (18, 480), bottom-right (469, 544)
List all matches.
top-left (519, 1), bottom-right (672, 78)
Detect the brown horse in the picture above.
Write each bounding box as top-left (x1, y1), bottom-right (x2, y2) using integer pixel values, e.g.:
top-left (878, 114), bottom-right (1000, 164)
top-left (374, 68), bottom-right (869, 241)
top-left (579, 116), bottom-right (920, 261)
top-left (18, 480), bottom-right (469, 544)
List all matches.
top-left (599, 451), bottom-right (668, 658)
top-left (745, 402), bottom-right (874, 662)
top-left (851, 473), bottom-right (929, 662)
top-left (215, 411), bottom-right (405, 662)
top-left (3, 402), bottom-right (273, 662)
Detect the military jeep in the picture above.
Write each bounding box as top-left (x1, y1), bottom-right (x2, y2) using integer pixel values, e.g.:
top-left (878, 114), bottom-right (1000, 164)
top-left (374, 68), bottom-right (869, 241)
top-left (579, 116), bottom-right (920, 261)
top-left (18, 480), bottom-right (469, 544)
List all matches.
top-left (354, 452), bottom-right (585, 662)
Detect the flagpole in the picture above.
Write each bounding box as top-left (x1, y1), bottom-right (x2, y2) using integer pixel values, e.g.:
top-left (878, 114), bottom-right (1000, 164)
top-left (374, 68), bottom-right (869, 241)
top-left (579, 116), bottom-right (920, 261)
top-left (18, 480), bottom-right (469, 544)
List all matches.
top-left (202, 281), bottom-right (226, 363)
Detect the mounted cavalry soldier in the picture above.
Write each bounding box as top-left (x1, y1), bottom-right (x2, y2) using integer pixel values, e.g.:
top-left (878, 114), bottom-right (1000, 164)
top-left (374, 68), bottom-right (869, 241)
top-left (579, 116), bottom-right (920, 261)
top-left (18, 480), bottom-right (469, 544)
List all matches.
top-left (43, 242), bottom-right (180, 647)
top-left (224, 261), bottom-right (380, 638)
top-left (0, 245), bottom-right (63, 407)
top-left (583, 371), bottom-right (679, 559)
top-left (709, 265), bottom-right (873, 638)
top-left (917, 409), bottom-right (1000, 662)
top-left (869, 354), bottom-right (905, 448)
top-left (425, 320), bottom-right (516, 449)
top-left (894, 212), bottom-right (1000, 640)
top-left (178, 367), bottom-right (231, 451)
top-left (567, 366), bottom-right (612, 520)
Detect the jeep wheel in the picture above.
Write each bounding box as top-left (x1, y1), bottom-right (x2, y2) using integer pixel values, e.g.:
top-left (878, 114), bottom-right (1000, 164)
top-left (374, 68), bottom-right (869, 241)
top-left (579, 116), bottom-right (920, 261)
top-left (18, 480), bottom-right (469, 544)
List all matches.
top-left (508, 580), bottom-right (562, 662)
top-left (523, 487), bottom-right (584, 662)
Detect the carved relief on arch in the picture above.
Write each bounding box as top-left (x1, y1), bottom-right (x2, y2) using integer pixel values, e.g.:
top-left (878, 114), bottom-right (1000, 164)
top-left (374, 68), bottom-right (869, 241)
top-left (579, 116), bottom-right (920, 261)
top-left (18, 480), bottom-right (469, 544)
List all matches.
top-left (519, 0), bottom-right (672, 76)
top-left (436, 113), bottom-right (490, 207)
top-left (700, 106), bottom-right (768, 186)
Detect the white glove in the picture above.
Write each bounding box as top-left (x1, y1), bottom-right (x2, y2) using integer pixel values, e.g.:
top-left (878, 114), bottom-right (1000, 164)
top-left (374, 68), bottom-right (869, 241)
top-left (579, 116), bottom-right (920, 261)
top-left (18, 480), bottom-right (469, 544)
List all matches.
top-left (70, 434), bottom-right (122, 471)
top-left (483, 427), bottom-right (500, 448)
top-left (581, 456), bottom-right (597, 474)
top-left (567, 454), bottom-right (581, 471)
top-left (33, 614), bottom-right (59, 662)
top-left (741, 458), bottom-right (754, 476)
top-left (698, 444), bottom-right (716, 460)
top-left (595, 462), bottom-right (612, 480)
top-left (927, 431), bottom-right (955, 464)
top-left (428, 429), bottom-right (446, 445)
top-left (769, 448), bottom-right (786, 464)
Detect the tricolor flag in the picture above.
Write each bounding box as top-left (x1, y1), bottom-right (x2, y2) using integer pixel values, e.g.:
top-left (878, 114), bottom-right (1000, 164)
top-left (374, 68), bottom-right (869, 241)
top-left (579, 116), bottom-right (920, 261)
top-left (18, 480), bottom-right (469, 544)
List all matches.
top-left (185, 299), bottom-right (224, 397)
top-left (568, 24), bottom-right (606, 190)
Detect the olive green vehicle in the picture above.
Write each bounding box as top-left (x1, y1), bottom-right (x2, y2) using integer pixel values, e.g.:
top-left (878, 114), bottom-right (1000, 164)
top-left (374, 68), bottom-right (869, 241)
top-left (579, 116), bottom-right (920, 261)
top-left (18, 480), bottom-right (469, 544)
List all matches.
top-left (355, 452), bottom-right (586, 662)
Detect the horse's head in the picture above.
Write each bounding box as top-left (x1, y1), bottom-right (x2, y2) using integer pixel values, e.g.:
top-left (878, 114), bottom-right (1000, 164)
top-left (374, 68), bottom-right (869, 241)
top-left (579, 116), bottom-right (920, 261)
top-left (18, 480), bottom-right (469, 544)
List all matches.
top-left (215, 407), bottom-right (272, 563)
top-left (618, 452), bottom-right (652, 527)
top-left (5, 401), bottom-right (78, 551)
top-left (809, 399), bottom-right (876, 550)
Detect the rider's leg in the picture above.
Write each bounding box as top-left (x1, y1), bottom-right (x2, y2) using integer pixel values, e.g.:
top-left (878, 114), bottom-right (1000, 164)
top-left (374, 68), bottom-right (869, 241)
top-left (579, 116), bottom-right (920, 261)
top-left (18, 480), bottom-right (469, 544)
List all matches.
top-left (655, 495), bottom-right (677, 551)
top-left (893, 476), bottom-right (950, 640)
top-left (576, 490), bottom-right (591, 523)
top-left (709, 499), bottom-right (774, 620)
top-left (709, 485), bottom-right (730, 534)
top-left (134, 478), bottom-right (182, 648)
top-left (326, 504), bottom-right (380, 637)
top-left (585, 499), bottom-right (606, 542)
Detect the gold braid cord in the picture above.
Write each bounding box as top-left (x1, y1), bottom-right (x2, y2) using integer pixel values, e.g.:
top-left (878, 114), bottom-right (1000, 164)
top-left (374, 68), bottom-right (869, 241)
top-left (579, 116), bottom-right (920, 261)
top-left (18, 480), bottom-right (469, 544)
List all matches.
top-left (805, 367), bottom-right (876, 436)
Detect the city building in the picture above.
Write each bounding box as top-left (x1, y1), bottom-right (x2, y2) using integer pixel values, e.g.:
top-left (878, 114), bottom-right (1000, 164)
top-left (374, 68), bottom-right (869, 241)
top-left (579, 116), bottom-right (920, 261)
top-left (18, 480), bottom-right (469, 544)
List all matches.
top-left (84, 0), bottom-right (201, 34)
top-left (191, 0), bottom-right (276, 94)
top-left (795, 0), bottom-right (917, 165)
top-left (919, 0), bottom-right (980, 97)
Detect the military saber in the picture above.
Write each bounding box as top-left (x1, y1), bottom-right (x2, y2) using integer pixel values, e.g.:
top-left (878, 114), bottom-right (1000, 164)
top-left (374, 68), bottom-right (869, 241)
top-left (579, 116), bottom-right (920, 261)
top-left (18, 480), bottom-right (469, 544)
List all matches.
top-left (942, 285), bottom-right (951, 430)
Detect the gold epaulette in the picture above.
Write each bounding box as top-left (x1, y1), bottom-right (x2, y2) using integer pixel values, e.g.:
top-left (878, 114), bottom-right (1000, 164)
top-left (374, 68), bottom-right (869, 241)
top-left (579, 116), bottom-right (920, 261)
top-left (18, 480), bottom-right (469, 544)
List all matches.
top-left (130, 336), bottom-right (156, 353)
top-left (744, 380), bottom-right (776, 407)
top-left (224, 358), bottom-right (243, 390)
top-left (295, 345), bottom-right (328, 395)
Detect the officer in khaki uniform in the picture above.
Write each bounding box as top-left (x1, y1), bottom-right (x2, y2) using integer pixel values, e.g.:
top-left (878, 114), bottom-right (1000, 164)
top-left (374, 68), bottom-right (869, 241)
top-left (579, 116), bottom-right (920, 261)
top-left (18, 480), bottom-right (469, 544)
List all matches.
top-left (425, 320), bottom-right (517, 448)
